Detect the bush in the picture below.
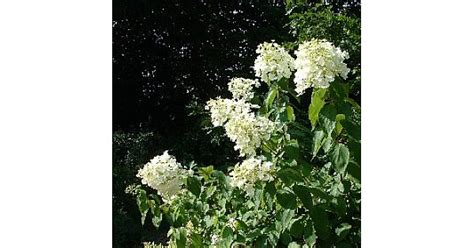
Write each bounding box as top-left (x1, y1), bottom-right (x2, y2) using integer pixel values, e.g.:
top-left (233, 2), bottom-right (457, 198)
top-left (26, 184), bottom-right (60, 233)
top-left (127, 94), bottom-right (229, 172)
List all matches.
top-left (134, 39), bottom-right (361, 247)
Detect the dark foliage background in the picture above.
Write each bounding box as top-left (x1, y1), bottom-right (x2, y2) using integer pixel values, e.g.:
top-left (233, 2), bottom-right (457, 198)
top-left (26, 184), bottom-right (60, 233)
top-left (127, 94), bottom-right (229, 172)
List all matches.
top-left (113, 0), bottom-right (360, 247)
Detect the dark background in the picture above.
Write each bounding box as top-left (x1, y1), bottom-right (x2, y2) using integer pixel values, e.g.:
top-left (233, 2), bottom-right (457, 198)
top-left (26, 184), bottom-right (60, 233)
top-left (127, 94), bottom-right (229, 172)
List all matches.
top-left (113, 1), bottom-right (360, 247)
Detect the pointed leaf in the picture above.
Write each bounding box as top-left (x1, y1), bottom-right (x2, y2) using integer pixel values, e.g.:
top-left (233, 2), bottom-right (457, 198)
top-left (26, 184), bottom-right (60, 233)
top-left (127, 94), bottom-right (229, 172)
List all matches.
top-left (310, 206), bottom-right (330, 240)
top-left (319, 105), bottom-right (337, 135)
top-left (280, 209), bottom-right (295, 231)
top-left (293, 185), bottom-right (313, 210)
top-left (186, 176), bottom-right (201, 197)
top-left (308, 89), bottom-right (326, 129)
top-left (331, 144), bottom-right (350, 174)
top-left (287, 106), bottom-right (295, 122)
top-left (277, 191), bottom-right (297, 209)
top-left (312, 130), bottom-right (325, 157)
top-left (335, 114), bottom-right (346, 135)
top-left (265, 87), bottom-right (278, 111)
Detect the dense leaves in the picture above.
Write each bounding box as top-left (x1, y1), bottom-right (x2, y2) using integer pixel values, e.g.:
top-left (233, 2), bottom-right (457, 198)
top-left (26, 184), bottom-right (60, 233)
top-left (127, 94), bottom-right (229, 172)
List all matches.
top-left (133, 45), bottom-right (360, 247)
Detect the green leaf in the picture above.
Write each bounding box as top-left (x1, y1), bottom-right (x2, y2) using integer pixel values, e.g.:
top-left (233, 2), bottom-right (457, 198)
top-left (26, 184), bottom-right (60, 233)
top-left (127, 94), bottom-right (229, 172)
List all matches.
top-left (148, 199), bottom-right (162, 228)
top-left (309, 187), bottom-right (331, 202)
top-left (347, 161), bottom-right (361, 183)
top-left (175, 228), bottom-right (187, 248)
top-left (290, 218), bottom-right (304, 238)
top-left (310, 206), bottom-right (330, 240)
top-left (140, 208), bottom-right (149, 226)
top-left (287, 106), bottom-right (296, 122)
top-left (277, 168), bottom-right (303, 185)
top-left (151, 213), bottom-right (162, 229)
top-left (335, 114), bottom-right (346, 135)
top-left (343, 119), bottom-right (361, 141)
top-left (293, 185), bottom-right (313, 210)
top-left (319, 105), bottom-right (337, 135)
top-left (221, 226), bottom-right (233, 239)
top-left (255, 236), bottom-right (267, 247)
top-left (277, 191), bottom-right (297, 209)
top-left (247, 229), bottom-right (262, 240)
top-left (267, 230), bottom-right (279, 247)
top-left (335, 223), bottom-right (352, 239)
top-left (277, 77), bottom-right (290, 90)
top-left (265, 87), bottom-right (278, 111)
top-left (330, 80), bottom-right (349, 100)
top-left (137, 190), bottom-right (148, 213)
top-left (280, 209), bottom-right (295, 231)
top-left (312, 130), bottom-right (325, 157)
top-left (281, 231), bottom-right (292, 245)
top-left (186, 176), bottom-right (201, 197)
top-left (322, 135), bottom-right (333, 153)
top-left (220, 226), bottom-right (234, 247)
top-left (303, 220), bottom-right (317, 247)
top-left (137, 190), bottom-right (149, 225)
top-left (284, 139), bottom-right (300, 160)
top-left (190, 233), bottom-right (203, 247)
top-left (331, 144), bottom-right (350, 174)
top-left (347, 139), bottom-right (361, 165)
top-left (198, 166), bottom-right (214, 180)
top-left (264, 181), bottom-right (277, 196)
top-left (332, 196), bottom-right (347, 216)
top-left (308, 88), bottom-right (326, 129)
top-left (205, 185), bottom-right (217, 198)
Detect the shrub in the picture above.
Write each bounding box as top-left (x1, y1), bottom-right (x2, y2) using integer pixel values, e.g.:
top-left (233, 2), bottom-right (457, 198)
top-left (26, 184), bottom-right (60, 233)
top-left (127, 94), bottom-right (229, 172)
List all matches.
top-left (134, 40), bottom-right (360, 247)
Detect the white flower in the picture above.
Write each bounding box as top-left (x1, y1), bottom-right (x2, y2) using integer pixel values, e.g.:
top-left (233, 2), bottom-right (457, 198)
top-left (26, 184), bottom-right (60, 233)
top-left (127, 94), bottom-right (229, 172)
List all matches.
top-left (206, 96), bottom-right (276, 157)
top-left (136, 151), bottom-right (190, 202)
top-left (294, 39), bottom-right (350, 95)
top-left (224, 114), bottom-right (276, 157)
top-left (228, 77), bottom-right (260, 100)
top-left (205, 97), bottom-right (257, 127)
top-left (254, 42), bottom-right (295, 83)
top-left (230, 156), bottom-right (275, 193)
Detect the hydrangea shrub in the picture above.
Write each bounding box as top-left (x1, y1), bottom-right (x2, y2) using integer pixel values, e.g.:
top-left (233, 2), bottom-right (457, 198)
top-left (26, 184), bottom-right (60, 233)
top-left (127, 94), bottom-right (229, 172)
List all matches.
top-left (135, 39), bottom-right (361, 248)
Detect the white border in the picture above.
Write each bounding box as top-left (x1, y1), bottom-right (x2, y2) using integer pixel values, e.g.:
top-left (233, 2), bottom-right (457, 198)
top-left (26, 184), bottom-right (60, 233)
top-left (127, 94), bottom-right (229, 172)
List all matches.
top-left (0, 1), bottom-right (112, 247)
top-left (363, 0), bottom-right (474, 247)
top-left (1, 0), bottom-right (474, 247)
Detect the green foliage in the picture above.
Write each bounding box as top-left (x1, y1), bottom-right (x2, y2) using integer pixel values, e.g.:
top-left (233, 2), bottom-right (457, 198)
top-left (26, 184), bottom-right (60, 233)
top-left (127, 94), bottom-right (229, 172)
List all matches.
top-left (134, 54), bottom-right (361, 247)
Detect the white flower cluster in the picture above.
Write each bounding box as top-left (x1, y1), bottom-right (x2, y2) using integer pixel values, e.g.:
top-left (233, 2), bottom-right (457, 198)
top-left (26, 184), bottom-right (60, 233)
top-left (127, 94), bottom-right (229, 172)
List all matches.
top-left (228, 77), bottom-right (260, 100)
top-left (224, 114), bottom-right (275, 157)
top-left (294, 39), bottom-right (350, 95)
top-left (230, 156), bottom-right (275, 193)
top-left (254, 42), bottom-right (295, 83)
top-left (205, 97), bottom-right (253, 127)
top-left (136, 151), bottom-right (190, 202)
top-left (206, 80), bottom-right (276, 157)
